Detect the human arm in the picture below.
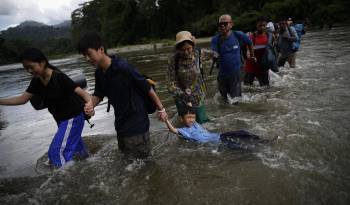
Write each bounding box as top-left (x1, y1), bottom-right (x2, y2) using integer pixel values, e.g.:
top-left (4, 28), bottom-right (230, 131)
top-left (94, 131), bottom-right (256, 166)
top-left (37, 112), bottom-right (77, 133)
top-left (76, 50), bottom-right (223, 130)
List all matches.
top-left (74, 86), bottom-right (96, 117)
top-left (148, 88), bottom-right (168, 121)
top-left (247, 44), bottom-right (256, 61)
top-left (0, 92), bottom-right (32, 105)
top-left (84, 95), bottom-right (102, 117)
top-left (200, 48), bottom-right (219, 61)
top-left (74, 87), bottom-right (91, 104)
top-left (211, 36), bottom-right (219, 53)
top-left (240, 31), bottom-right (256, 62)
top-left (165, 119), bottom-right (179, 134)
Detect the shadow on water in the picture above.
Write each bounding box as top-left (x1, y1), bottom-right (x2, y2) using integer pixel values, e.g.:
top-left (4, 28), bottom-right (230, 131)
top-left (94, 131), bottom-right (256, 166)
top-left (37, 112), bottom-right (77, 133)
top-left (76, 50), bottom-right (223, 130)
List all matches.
top-left (1, 26), bottom-right (350, 204)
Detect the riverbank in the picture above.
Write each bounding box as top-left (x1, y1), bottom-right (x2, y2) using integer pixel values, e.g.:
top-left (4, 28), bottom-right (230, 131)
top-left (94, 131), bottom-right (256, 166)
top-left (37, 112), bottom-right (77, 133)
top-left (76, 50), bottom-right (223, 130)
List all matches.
top-left (108, 36), bottom-right (212, 54)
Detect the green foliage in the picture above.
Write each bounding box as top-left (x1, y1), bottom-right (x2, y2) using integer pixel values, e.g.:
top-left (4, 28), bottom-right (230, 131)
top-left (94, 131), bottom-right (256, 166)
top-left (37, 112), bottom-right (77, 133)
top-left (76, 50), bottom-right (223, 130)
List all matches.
top-left (71, 0), bottom-right (349, 50)
top-left (1, 0), bottom-right (349, 65)
top-left (0, 20), bottom-right (74, 65)
top-left (0, 38), bottom-right (74, 65)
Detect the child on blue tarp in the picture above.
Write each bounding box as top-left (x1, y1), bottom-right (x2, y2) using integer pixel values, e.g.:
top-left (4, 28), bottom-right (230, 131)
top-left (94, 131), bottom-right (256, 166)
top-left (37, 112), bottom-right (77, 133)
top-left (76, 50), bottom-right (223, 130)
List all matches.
top-left (165, 105), bottom-right (267, 150)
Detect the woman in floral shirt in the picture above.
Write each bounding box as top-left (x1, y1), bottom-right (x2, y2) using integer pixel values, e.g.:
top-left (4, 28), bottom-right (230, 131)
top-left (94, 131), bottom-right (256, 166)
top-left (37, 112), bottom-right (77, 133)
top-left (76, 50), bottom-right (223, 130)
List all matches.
top-left (167, 31), bottom-right (218, 124)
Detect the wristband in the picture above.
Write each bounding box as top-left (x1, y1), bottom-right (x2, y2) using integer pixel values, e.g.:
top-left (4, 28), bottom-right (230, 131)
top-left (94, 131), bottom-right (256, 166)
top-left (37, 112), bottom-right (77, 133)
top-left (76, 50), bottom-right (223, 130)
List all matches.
top-left (157, 107), bottom-right (166, 113)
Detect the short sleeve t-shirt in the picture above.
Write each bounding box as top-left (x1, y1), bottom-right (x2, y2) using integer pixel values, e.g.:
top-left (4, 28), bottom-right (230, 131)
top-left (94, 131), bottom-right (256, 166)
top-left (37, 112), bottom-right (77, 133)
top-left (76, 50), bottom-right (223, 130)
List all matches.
top-left (26, 69), bottom-right (81, 123)
top-left (177, 122), bottom-right (220, 143)
top-left (211, 31), bottom-right (252, 77)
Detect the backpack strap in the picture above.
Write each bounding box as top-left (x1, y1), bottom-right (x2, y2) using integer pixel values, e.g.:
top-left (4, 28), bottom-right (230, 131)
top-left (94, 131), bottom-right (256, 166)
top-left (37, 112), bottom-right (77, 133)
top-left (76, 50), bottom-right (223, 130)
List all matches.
top-left (195, 47), bottom-right (204, 78)
top-left (253, 32), bottom-right (256, 46)
top-left (233, 31), bottom-right (244, 47)
top-left (233, 31), bottom-right (247, 63)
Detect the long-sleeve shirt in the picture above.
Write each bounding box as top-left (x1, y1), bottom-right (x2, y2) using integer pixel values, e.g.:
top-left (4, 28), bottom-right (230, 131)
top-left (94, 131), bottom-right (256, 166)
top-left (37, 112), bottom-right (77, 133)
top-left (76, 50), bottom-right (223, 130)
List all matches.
top-left (167, 48), bottom-right (217, 106)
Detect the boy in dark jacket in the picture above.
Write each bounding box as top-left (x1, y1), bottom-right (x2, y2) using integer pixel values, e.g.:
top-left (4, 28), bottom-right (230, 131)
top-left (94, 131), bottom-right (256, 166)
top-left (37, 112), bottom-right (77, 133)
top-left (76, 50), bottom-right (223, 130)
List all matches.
top-left (78, 32), bottom-right (167, 160)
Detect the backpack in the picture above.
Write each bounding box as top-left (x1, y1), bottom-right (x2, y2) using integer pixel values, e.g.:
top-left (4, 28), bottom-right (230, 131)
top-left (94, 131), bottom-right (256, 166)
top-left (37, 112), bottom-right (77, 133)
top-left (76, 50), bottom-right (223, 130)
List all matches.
top-left (294, 24), bottom-right (305, 39)
top-left (252, 32), bottom-right (279, 72)
top-left (29, 70), bottom-right (94, 128)
top-left (105, 57), bottom-right (157, 114)
top-left (287, 26), bottom-right (300, 51)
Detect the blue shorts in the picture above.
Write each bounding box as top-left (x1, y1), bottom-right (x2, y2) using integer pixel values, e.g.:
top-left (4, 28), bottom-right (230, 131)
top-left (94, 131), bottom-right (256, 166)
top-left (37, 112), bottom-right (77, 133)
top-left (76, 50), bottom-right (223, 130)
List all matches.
top-left (48, 112), bottom-right (88, 167)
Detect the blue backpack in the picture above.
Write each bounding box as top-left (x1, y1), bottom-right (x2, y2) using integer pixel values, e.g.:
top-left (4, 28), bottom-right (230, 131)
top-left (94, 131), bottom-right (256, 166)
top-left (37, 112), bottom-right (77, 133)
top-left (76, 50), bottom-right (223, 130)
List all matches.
top-left (287, 26), bottom-right (300, 51)
top-left (294, 24), bottom-right (305, 39)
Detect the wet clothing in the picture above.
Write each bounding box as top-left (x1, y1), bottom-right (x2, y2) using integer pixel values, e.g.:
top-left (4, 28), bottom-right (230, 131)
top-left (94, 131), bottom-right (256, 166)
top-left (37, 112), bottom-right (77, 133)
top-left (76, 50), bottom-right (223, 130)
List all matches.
top-left (177, 122), bottom-right (262, 149)
top-left (117, 131), bottom-right (150, 160)
top-left (211, 31), bottom-right (252, 77)
top-left (217, 69), bottom-right (241, 100)
top-left (278, 52), bottom-right (296, 68)
top-left (178, 122), bottom-right (220, 143)
top-left (277, 26), bottom-right (298, 68)
top-left (244, 72), bottom-right (269, 86)
top-left (26, 70), bottom-right (88, 167)
top-left (244, 33), bottom-right (270, 86)
top-left (94, 55), bottom-right (151, 137)
top-left (48, 112), bottom-right (87, 167)
top-left (26, 70), bottom-right (82, 123)
top-left (211, 31), bottom-right (252, 99)
top-left (167, 48), bottom-right (216, 123)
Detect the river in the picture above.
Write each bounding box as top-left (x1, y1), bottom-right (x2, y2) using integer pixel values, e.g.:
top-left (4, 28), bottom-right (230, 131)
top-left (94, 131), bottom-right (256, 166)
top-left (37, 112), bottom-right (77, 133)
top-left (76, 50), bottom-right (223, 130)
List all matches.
top-left (0, 26), bottom-right (350, 204)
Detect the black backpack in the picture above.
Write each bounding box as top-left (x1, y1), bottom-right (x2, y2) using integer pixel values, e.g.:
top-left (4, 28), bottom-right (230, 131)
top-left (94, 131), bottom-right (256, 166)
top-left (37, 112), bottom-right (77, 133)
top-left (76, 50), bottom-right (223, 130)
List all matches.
top-left (105, 57), bottom-right (157, 114)
top-left (252, 32), bottom-right (279, 72)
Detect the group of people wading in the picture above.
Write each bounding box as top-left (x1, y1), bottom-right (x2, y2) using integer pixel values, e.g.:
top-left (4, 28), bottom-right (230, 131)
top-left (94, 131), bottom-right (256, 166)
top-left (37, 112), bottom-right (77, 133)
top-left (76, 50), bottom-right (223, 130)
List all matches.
top-left (0, 14), bottom-right (305, 167)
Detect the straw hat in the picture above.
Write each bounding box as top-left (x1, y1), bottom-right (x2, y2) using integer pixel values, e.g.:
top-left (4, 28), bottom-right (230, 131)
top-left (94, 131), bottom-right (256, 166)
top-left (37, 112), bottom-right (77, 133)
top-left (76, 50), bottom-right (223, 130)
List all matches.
top-left (175, 31), bottom-right (195, 46)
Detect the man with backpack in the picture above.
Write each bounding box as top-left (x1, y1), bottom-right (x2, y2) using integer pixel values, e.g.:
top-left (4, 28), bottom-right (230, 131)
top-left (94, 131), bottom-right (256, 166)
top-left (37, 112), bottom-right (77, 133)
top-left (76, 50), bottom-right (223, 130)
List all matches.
top-left (78, 32), bottom-right (167, 161)
top-left (288, 18), bottom-right (306, 52)
top-left (277, 18), bottom-right (299, 68)
top-left (211, 14), bottom-right (255, 104)
top-left (244, 17), bottom-right (275, 87)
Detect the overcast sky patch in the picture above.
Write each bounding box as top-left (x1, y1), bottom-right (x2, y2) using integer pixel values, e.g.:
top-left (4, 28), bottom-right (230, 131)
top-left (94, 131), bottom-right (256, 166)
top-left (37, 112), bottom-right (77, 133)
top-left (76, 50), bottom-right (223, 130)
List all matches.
top-left (0, 0), bottom-right (87, 30)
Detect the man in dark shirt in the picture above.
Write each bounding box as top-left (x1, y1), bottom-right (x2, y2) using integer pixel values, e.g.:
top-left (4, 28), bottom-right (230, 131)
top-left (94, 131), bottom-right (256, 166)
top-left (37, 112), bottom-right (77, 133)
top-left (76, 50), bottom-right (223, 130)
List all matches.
top-left (78, 32), bottom-right (167, 160)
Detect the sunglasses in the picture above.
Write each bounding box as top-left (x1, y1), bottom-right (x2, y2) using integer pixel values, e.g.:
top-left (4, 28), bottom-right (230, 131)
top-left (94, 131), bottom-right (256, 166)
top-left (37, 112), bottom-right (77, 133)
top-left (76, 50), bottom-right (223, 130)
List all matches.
top-left (218, 22), bottom-right (230, 27)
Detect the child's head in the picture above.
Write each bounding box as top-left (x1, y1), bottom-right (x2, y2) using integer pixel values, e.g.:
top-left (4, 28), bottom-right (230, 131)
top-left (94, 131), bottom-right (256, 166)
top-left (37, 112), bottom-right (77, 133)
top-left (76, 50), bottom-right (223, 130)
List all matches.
top-left (19, 48), bottom-right (52, 76)
top-left (77, 32), bottom-right (107, 66)
top-left (179, 105), bottom-right (196, 127)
